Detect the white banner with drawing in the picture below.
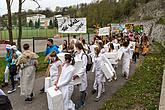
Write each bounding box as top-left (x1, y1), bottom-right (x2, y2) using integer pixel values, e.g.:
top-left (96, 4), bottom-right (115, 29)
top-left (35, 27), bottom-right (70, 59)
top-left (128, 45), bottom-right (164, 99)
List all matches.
top-left (58, 18), bottom-right (87, 33)
top-left (98, 27), bottom-right (110, 36)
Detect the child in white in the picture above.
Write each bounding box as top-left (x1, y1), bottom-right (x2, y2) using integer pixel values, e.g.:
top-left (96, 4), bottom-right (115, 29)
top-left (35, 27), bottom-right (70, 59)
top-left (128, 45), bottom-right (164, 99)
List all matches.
top-left (49, 58), bottom-right (62, 86)
top-left (92, 47), bottom-right (106, 101)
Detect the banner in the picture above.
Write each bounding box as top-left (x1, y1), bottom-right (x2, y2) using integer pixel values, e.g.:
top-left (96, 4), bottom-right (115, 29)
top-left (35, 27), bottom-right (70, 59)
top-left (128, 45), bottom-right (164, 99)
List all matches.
top-left (125, 24), bottom-right (134, 31)
top-left (98, 27), bottom-right (110, 36)
top-left (133, 25), bottom-right (143, 32)
top-left (111, 24), bottom-right (120, 33)
top-left (58, 18), bottom-right (87, 33)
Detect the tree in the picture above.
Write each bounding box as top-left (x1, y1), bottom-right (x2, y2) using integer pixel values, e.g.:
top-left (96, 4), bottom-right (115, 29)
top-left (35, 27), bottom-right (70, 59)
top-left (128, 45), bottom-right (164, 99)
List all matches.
top-left (54, 18), bottom-right (58, 28)
top-left (48, 20), bottom-right (53, 29)
top-left (17, 0), bottom-right (26, 51)
top-left (29, 20), bottom-right (34, 27)
top-left (35, 21), bottom-right (39, 28)
top-left (6, 0), bottom-right (13, 45)
top-left (17, 0), bottom-right (40, 51)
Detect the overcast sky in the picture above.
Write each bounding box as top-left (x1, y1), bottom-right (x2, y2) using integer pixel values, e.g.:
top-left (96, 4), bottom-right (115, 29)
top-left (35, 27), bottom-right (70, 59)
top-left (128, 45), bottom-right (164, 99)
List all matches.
top-left (0, 0), bottom-right (93, 16)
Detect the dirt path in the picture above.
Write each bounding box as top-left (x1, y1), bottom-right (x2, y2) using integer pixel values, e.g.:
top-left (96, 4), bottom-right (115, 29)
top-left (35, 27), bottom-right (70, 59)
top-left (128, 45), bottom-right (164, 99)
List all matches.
top-left (1, 61), bottom-right (137, 110)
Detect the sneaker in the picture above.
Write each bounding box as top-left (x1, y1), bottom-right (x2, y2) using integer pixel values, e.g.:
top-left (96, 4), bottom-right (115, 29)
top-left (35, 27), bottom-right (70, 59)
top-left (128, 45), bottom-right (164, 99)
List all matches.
top-left (7, 88), bottom-right (16, 94)
top-left (94, 97), bottom-right (101, 102)
top-left (1, 83), bottom-right (8, 88)
top-left (18, 85), bottom-right (21, 88)
top-left (108, 78), bottom-right (112, 82)
top-left (113, 76), bottom-right (117, 80)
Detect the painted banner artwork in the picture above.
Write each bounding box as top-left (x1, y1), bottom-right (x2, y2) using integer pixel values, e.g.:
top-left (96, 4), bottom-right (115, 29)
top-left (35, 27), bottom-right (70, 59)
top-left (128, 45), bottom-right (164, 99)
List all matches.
top-left (58, 18), bottom-right (87, 33)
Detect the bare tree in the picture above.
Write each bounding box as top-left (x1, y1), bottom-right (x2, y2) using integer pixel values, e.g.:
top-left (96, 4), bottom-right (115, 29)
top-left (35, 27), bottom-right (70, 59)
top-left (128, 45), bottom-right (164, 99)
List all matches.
top-left (6, 0), bottom-right (14, 44)
top-left (17, 0), bottom-right (40, 51)
top-left (17, 0), bottom-right (26, 51)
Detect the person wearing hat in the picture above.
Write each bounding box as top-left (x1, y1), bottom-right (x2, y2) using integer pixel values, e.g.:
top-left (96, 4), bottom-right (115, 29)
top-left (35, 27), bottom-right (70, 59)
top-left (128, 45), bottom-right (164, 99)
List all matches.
top-left (6, 45), bottom-right (22, 94)
top-left (1, 44), bottom-right (13, 87)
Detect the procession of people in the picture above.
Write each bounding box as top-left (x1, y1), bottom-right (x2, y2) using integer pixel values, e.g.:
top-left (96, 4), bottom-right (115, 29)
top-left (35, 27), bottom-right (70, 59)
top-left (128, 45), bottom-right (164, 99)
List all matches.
top-left (0, 30), bottom-right (150, 110)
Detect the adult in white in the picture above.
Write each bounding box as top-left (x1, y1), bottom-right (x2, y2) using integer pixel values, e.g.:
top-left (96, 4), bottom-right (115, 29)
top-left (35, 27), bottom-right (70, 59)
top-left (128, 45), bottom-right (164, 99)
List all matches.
top-left (92, 47), bottom-right (106, 102)
top-left (55, 54), bottom-right (75, 110)
top-left (120, 41), bottom-right (133, 79)
top-left (16, 44), bottom-right (39, 102)
top-left (73, 42), bottom-right (87, 109)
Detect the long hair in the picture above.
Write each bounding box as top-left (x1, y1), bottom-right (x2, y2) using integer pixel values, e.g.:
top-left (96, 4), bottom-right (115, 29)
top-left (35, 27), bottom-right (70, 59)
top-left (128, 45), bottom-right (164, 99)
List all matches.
top-left (65, 54), bottom-right (75, 65)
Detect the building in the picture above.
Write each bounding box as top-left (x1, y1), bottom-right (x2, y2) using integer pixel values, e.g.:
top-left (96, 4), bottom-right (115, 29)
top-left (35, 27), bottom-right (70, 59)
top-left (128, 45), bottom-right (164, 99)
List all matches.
top-left (27, 14), bottom-right (46, 24)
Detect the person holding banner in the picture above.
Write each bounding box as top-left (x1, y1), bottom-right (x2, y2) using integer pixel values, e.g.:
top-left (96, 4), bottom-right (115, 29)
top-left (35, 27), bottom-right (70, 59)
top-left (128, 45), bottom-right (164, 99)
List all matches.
top-left (92, 47), bottom-right (106, 102)
top-left (55, 54), bottom-right (75, 110)
top-left (73, 42), bottom-right (87, 109)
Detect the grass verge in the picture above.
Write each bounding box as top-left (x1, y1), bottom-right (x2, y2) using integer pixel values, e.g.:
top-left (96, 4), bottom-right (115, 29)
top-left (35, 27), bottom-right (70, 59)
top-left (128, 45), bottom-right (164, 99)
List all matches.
top-left (100, 42), bottom-right (165, 110)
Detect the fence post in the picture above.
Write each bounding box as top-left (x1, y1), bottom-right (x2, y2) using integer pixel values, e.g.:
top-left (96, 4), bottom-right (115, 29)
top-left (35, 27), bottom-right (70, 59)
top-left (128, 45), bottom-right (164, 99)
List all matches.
top-left (33, 37), bottom-right (35, 52)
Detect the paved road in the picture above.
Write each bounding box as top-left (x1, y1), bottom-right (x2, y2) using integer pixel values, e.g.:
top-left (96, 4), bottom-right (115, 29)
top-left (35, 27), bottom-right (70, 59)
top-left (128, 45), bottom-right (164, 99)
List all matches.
top-left (2, 61), bottom-right (137, 110)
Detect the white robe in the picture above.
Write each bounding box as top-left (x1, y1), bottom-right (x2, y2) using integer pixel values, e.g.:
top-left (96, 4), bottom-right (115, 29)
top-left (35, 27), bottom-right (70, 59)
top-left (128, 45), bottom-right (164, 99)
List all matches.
top-left (49, 60), bottom-right (61, 86)
top-left (74, 50), bottom-right (87, 91)
top-left (121, 47), bottom-right (132, 76)
top-left (57, 64), bottom-right (75, 110)
top-left (92, 55), bottom-right (106, 91)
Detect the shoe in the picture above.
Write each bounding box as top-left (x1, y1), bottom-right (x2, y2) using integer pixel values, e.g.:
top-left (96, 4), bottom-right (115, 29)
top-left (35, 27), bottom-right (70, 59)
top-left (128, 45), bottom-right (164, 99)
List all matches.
top-left (40, 88), bottom-right (44, 94)
top-left (1, 83), bottom-right (8, 87)
top-left (25, 97), bottom-right (32, 101)
top-left (18, 85), bottom-right (21, 88)
top-left (30, 93), bottom-right (33, 98)
top-left (75, 102), bottom-right (85, 109)
top-left (108, 78), bottom-right (112, 82)
top-left (91, 89), bottom-right (97, 95)
top-left (94, 97), bottom-right (100, 102)
top-left (126, 76), bottom-right (129, 80)
top-left (7, 88), bottom-right (16, 94)
top-left (113, 76), bottom-right (117, 80)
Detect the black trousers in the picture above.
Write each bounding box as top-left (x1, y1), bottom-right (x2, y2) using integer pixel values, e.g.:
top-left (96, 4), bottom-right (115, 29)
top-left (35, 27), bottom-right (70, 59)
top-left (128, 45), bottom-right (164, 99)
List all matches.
top-left (132, 52), bottom-right (139, 63)
top-left (9, 65), bottom-right (17, 90)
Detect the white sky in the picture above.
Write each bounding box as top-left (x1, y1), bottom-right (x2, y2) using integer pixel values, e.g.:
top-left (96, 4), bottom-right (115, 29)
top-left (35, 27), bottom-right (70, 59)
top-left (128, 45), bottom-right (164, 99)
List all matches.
top-left (0, 0), bottom-right (93, 16)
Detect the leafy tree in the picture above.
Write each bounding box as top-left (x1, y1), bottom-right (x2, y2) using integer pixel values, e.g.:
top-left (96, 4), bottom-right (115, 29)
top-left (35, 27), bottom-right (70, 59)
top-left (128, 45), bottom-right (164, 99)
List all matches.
top-left (29, 20), bottom-right (34, 27)
top-left (48, 20), bottom-right (53, 29)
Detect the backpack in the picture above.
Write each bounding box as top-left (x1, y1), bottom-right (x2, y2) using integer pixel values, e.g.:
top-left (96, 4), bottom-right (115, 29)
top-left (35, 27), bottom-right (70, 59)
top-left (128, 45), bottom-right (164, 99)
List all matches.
top-left (81, 53), bottom-right (93, 71)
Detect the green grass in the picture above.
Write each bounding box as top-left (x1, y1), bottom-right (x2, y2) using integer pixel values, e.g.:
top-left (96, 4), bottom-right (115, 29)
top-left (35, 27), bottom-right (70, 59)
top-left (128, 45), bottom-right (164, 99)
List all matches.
top-left (100, 42), bottom-right (165, 110)
top-left (1, 28), bottom-right (58, 40)
top-left (0, 27), bottom-right (95, 40)
top-left (0, 52), bottom-right (47, 84)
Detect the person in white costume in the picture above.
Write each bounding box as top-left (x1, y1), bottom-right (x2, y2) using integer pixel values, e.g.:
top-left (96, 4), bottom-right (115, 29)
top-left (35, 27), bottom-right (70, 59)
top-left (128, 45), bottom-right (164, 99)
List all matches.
top-left (47, 51), bottom-right (62, 86)
top-left (73, 42), bottom-right (87, 109)
top-left (55, 54), bottom-right (75, 110)
top-left (120, 41), bottom-right (133, 79)
top-left (92, 47), bottom-right (106, 102)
